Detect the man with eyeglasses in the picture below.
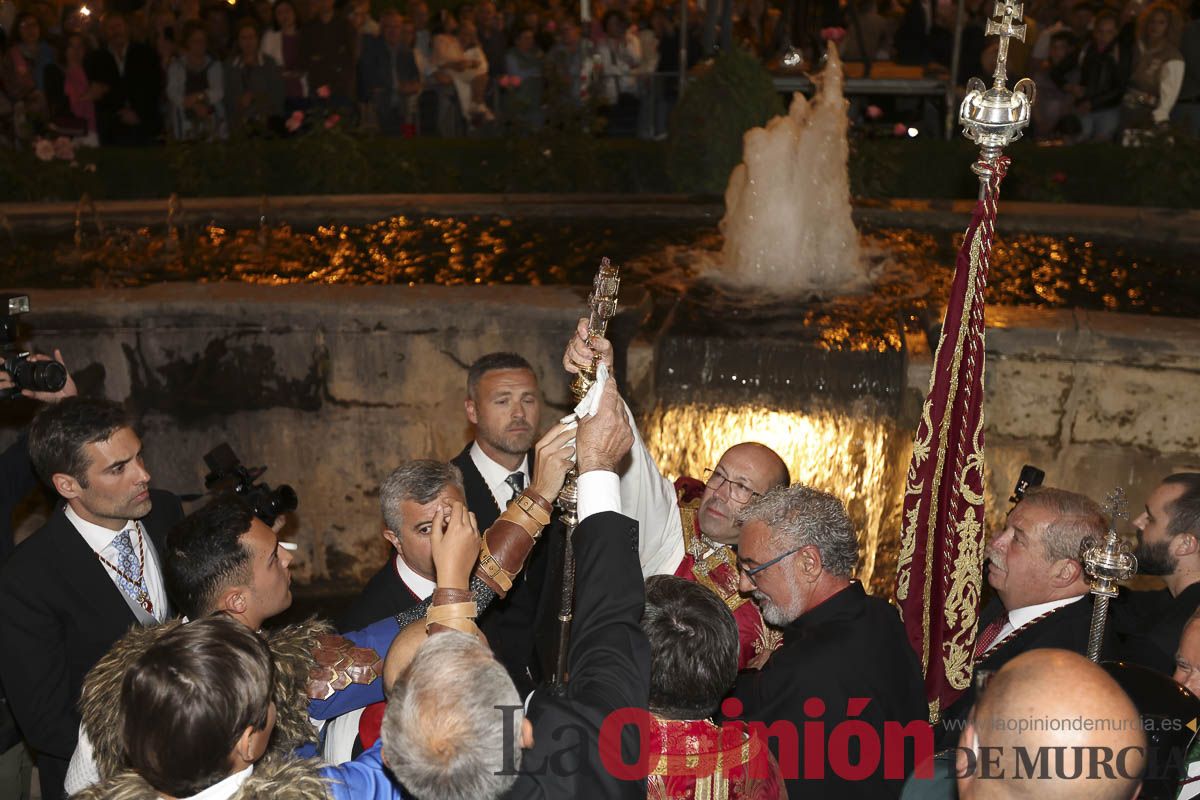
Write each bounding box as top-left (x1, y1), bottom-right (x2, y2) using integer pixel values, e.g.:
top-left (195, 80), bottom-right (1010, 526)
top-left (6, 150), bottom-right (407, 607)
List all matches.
top-left (731, 484), bottom-right (926, 800)
top-left (563, 321), bottom-right (790, 670)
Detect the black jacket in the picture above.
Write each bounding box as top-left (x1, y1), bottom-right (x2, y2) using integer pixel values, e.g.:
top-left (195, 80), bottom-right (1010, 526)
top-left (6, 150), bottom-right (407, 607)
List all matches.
top-left (731, 581), bottom-right (928, 800)
top-left (452, 443), bottom-right (549, 696)
top-left (0, 489), bottom-right (182, 798)
top-left (510, 510), bottom-right (649, 799)
top-left (335, 557), bottom-right (424, 633)
top-left (1116, 583), bottom-right (1200, 676)
top-left (937, 593), bottom-right (1115, 747)
top-left (84, 42), bottom-right (164, 145)
top-left (1078, 40), bottom-right (1129, 111)
top-left (0, 433), bottom-right (38, 565)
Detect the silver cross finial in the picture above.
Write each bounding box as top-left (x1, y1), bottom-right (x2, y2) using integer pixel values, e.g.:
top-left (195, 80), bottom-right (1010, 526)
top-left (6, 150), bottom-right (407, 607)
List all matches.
top-left (984, 0), bottom-right (1027, 89)
top-left (1103, 487), bottom-right (1129, 527)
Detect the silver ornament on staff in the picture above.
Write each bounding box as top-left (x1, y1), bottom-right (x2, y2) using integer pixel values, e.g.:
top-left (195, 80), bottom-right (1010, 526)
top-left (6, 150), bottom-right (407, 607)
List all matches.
top-left (1080, 488), bottom-right (1138, 663)
top-left (548, 257), bottom-right (620, 693)
top-left (959, 0), bottom-right (1036, 189)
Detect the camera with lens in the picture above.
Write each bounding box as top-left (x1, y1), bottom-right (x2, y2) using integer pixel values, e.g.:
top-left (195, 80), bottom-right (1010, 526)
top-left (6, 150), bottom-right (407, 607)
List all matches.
top-left (1010, 464), bottom-right (1046, 505)
top-left (203, 442), bottom-right (298, 526)
top-left (1, 295), bottom-right (68, 400)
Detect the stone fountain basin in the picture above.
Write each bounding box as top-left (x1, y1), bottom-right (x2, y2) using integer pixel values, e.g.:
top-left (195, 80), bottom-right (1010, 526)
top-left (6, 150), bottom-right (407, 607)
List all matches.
top-left (1, 195), bottom-right (1196, 598)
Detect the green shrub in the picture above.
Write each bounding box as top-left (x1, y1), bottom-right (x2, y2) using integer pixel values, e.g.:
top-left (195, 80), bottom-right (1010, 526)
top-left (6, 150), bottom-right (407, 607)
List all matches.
top-left (666, 49), bottom-right (785, 194)
top-left (0, 127), bottom-right (1197, 206)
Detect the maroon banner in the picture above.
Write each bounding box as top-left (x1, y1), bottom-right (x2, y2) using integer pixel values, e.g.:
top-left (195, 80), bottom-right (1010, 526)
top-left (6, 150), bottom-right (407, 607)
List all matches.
top-left (894, 158), bottom-right (1010, 721)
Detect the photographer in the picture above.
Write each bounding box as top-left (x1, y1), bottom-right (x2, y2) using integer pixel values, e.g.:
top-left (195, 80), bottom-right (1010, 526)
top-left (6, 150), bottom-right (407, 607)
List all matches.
top-left (0, 349), bottom-right (75, 800)
top-left (0, 349), bottom-right (77, 562)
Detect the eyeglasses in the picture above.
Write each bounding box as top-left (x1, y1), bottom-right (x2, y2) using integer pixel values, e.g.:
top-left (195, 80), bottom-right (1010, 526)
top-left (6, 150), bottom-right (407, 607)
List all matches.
top-left (703, 468), bottom-right (762, 504)
top-left (737, 547), bottom-right (801, 585)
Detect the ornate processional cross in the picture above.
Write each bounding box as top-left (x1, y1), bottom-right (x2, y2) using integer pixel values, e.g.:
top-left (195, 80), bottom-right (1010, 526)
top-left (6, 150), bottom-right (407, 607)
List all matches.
top-left (985, 0), bottom-right (1028, 89)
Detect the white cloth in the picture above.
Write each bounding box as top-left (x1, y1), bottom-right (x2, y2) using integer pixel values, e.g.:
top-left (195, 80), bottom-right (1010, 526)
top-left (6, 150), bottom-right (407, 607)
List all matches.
top-left (469, 441), bottom-right (530, 511)
top-left (65, 505), bottom-right (169, 622)
top-left (181, 765), bottom-right (253, 800)
top-left (1155, 58), bottom-right (1186, 123)
top-left (65, 725), bottom-right (100, 795)
top-left (570, 362), bottom-right (684, 577)
top-left (982, 594), bottom-right (1086, 654)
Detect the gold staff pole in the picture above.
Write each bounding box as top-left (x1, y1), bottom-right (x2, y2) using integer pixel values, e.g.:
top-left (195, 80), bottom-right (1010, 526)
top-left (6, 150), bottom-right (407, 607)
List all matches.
top-left (549, 257), bottom-right (620, 693)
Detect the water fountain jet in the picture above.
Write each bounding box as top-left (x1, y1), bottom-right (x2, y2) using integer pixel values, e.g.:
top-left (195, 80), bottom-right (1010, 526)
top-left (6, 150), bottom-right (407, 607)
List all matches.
top-left (715, 45), bottom-right (872, 297)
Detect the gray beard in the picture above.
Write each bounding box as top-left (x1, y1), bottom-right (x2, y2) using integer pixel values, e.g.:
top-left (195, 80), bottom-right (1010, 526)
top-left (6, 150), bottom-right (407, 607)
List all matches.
top-left (755, 591), bottom-right (796, 626)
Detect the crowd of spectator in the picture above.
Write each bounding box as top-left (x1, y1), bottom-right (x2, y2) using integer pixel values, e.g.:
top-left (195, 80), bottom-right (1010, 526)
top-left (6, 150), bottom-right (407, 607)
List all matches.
top-left (0, 0), bottom-right (1197, 147)
top-left (839, 0), bottom-right (1200, 140)
top-left (0, 0), bottom-right (707, 145)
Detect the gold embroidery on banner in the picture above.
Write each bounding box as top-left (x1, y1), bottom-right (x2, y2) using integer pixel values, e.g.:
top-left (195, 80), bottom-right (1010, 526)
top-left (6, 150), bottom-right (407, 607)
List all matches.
top-left (913, 218), bottom-right (984, 690)
top-left (942, 407), bottom-right (988, 691)
top-left (896, 401), bottom-right (933, 606)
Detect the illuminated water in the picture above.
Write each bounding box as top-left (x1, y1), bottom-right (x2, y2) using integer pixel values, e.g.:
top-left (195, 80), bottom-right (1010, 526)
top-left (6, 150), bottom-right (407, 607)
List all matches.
top-left (5, 208), bottom-right (1194, 594)
top-left (718, 46), bottom-right (870, 295)
top-left (641, 401), bottom-right (907, 594)
top-left (2, 219), bottom-right (1194, 319)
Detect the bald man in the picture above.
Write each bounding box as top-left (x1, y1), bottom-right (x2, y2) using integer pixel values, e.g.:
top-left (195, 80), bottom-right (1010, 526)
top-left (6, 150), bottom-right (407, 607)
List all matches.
top-left (563, 321), bottom-right (791, 669)
top-left (957, 649), bottom-right (1145, 800)
top-left (1173, 611), bottom-right (1200, 697)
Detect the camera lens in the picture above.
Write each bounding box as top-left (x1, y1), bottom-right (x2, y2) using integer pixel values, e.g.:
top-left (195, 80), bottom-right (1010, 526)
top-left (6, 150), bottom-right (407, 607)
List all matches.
top-left (12, 358), bottom-right (67, 393)
top-left (271, 485), bottom-right (299, 515)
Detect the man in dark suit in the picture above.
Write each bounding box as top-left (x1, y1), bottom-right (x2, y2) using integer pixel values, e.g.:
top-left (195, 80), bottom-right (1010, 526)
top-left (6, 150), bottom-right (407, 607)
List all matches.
top-left (731, 484), bottom-right (927, 800)
top-left (452, 352), bottom-right (541, 531)
top-left (1118, 473), bottom-right (1200, 674)
top-left (451, 352), bottom-right (548, 691)
top-left (84, 13), bottom-right (164, 145)
top-left (337, 460), bottom-right (467, 632)
top-left (358, 11), bottom-right (423, 136)
top-left (0, 397), bottom-right (183, 800)
top-left (382, 376), bottom-right (649, 799)
top-left (937, 486), bottom-right (1112, 746)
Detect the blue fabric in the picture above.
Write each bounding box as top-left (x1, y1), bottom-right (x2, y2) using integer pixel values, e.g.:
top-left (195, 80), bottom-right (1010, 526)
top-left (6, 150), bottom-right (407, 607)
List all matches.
top-left (307, 616), bottom-right (399, 720)
top-left (321, 741), bottom-right (402, 800)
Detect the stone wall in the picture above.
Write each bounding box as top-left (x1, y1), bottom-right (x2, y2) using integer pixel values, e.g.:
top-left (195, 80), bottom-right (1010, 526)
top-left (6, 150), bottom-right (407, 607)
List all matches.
top-left (4, 285), bottom-right (1197, 592)
top-left (0, 284), bottom-right (588, 587)
top-left (906, 306), bottom-right (1200, 534)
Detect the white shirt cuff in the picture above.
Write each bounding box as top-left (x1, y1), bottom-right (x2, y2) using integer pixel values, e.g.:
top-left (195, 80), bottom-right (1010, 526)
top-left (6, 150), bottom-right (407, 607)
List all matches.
top-left (577, 470), bottom-right (621, 522)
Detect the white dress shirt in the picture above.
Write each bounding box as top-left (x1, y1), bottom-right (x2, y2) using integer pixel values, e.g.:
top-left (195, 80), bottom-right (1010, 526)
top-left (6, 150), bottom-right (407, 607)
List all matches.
top-left (394, 553), bottom-right (437, 601)
top-left (981, 594), bottom-right (1086, 654)
top-left (65, 504), bottom-right (168, 622)
top-left (469, 441), bottom-right (530, 511)
top-left (183, 766), bottom-right (253, 800)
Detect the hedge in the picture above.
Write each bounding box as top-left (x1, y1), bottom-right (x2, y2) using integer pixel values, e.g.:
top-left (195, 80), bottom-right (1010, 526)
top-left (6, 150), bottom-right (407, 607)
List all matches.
top-left (1, 125), bottom-right (1196, 207)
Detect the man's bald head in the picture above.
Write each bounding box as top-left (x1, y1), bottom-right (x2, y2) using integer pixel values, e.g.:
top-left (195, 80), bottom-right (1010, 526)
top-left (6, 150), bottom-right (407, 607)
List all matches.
top-left (958, 649), bottom-right (1145, 800)
top-left (699, 442), bottom-right (790, 546)
top-left (1173, 611), bottom-right (1200, 697)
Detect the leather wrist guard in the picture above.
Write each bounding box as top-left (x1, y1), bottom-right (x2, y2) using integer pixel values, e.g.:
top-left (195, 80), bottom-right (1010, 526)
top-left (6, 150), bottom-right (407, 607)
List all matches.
top-left (474, 493), bottom-right (550, 597)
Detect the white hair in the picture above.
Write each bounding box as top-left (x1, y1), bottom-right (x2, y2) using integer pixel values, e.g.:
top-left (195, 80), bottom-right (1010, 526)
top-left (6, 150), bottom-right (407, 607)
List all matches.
top-left (382, 632), bottom-right (523, 800)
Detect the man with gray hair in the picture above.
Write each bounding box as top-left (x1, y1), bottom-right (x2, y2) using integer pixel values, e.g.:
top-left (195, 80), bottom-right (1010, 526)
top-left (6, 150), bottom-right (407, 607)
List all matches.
top-left (938, 485), bottom-right (1114, 746)
top-left (338, 459), bottom-right (466, 631)
top-left (731, 484), bottom-right (926, 800)
top-left (382, 377), bottom-right (649, 799)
